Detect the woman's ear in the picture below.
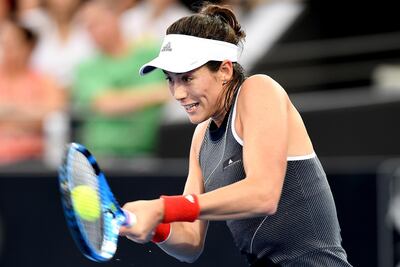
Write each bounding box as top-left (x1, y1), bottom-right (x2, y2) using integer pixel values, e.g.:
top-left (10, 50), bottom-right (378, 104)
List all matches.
top-left (219, 60), bottom-right (234, 82)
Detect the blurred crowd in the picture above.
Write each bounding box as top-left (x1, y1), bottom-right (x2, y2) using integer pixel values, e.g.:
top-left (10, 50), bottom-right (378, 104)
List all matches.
top-left (0, 0), bottom-right (191, 167)
top-left (0, 0), bottom-right (302, 168)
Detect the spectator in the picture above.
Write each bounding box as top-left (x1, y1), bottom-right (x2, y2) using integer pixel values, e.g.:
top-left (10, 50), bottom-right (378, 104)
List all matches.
top-left (121, 0), bottom-right (191, 45)
top-left (72, 0), bottom-right (169, 159)
top-left (0, 19), bottom-right (65, 165)
top-left (19, 0), bottom-right (96, 90)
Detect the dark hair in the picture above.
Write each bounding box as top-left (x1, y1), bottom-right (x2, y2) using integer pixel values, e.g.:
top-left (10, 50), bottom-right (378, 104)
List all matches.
top-left (166, 3), bottom-right (246, 112)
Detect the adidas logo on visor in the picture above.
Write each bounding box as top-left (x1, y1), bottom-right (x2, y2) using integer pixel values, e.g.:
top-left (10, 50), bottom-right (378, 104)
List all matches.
top-left (161, 42), bottom-right (172, 52)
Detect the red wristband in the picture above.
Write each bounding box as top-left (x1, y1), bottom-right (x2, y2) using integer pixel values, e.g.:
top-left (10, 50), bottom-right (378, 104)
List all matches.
top-left (161, 194), bottom-right (200, 223)
top-left (152, 223), bottom-right (171, 243)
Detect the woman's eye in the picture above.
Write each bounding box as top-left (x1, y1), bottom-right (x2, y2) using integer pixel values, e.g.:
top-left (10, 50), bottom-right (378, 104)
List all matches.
top-left (183, 77), bottom-right (192, 82)
top-left (165, 77), bottom-right (173, 84)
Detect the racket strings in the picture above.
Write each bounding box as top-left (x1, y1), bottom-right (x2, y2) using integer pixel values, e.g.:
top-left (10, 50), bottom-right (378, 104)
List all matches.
top-left (70, 150), bottom-right (104, 253)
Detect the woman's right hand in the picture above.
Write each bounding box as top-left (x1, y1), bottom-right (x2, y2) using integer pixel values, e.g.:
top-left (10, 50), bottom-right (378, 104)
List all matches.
top-left (119, 199), bottom-right (164, 243)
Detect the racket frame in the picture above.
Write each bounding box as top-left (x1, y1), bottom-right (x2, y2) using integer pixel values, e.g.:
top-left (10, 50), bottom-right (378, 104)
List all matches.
top-left (58, 143), bottom-right (128, 262)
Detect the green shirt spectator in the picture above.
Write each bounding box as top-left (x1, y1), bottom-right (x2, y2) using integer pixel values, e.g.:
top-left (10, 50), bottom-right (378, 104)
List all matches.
top-left (72, 42), bottom-right (167, 158)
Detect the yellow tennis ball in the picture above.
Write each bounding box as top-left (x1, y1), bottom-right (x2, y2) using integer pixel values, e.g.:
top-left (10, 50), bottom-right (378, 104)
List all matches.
top-left (71, 185), bottom-right (101, 221)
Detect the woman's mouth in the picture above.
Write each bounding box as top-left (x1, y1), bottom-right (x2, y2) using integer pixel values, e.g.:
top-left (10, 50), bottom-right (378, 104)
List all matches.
top-left (183, 103), bottom-right (199, 113)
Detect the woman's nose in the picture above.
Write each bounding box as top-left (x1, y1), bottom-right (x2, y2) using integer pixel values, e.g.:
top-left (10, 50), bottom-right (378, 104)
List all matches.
top-left (172, 84), bottom-right (188, 101)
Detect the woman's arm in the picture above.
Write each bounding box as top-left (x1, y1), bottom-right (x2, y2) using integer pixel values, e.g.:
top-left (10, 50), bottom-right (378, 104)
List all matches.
top-left (120, 121), bottom-right (209, 263)
top-left (156, 120), bottom-right (209, 263)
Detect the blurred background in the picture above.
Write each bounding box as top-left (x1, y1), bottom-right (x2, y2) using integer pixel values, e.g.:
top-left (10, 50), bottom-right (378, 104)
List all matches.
top-left (0, 0), bottom-right (400, 266)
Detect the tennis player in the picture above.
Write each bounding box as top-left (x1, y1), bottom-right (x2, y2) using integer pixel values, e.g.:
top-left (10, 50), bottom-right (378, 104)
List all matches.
top-left (119, 3), bottom-right (353, 267)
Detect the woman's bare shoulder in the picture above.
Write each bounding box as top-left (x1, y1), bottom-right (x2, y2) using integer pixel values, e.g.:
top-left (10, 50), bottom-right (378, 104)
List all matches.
top-left (239, 74), bottom-right (289, 105)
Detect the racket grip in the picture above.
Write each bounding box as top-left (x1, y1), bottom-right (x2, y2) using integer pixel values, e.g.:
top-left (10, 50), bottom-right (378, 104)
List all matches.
top-left (122, 209), bottom-right (137, 227)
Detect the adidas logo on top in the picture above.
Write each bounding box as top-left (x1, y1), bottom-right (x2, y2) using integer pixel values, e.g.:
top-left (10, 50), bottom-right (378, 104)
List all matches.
top-left (161, 42), bottom-right (172, 52)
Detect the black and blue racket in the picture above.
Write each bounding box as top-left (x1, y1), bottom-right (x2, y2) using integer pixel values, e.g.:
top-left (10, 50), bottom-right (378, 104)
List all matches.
top-left (58, 142), bottom-right (136, 262)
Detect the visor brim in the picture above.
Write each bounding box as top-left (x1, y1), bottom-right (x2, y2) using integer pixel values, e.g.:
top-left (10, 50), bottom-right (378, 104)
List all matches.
top-left (139, 56), bottom-right (209, 76)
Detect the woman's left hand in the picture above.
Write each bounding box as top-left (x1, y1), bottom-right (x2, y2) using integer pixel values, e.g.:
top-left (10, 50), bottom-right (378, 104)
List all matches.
top-left (119, 199), bottom-right (164, 243)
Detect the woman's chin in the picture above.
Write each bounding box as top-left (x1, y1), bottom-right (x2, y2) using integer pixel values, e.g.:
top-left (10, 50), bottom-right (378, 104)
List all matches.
top-left (188, 115), bottom-right (206, 125)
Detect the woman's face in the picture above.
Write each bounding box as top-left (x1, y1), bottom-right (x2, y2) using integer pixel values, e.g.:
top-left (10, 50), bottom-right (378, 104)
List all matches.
top-left (165, 65), bottom-right (226, 125)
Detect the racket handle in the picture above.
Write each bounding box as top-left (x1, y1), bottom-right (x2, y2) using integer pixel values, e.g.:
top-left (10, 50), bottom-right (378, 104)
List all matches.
top-left (122, 209), bottom-right (137, 227)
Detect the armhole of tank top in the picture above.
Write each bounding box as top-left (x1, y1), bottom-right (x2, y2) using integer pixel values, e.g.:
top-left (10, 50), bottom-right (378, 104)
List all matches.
top-left (231, 86), bottom-right (244, 146)
top-left (197, 120), bottom-right (212, 162)
top-left (231, 86), bottom-right (317, 161)
top-left (287, 152), bottom-right (316, 161)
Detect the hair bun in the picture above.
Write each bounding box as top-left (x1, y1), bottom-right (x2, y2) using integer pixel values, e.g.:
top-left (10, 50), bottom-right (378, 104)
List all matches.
top-left (200, 4), bottom-right (246, 42)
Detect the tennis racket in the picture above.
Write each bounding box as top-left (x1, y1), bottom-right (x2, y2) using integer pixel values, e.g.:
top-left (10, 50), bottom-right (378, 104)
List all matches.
top-left (58, 142), bottom-right (136, 262)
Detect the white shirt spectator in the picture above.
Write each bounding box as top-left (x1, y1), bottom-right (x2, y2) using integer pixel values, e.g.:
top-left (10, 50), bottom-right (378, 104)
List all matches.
top-left (21, 8), bottom-right (96, 89)
top-left (120, 0), bottom-right (191, 43)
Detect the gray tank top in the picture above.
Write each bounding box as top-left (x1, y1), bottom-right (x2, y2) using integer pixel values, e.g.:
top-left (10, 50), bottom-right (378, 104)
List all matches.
top-left (199, 89), bottom-right (352, 266)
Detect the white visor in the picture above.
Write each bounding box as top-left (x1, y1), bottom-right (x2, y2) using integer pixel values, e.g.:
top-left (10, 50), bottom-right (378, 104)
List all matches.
top-left (139, 34), bottom-right (239, 75)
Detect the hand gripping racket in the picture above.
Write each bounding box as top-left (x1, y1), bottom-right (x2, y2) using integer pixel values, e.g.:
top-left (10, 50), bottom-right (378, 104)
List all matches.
top-left (58, 142), bottom-right (136, 262)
